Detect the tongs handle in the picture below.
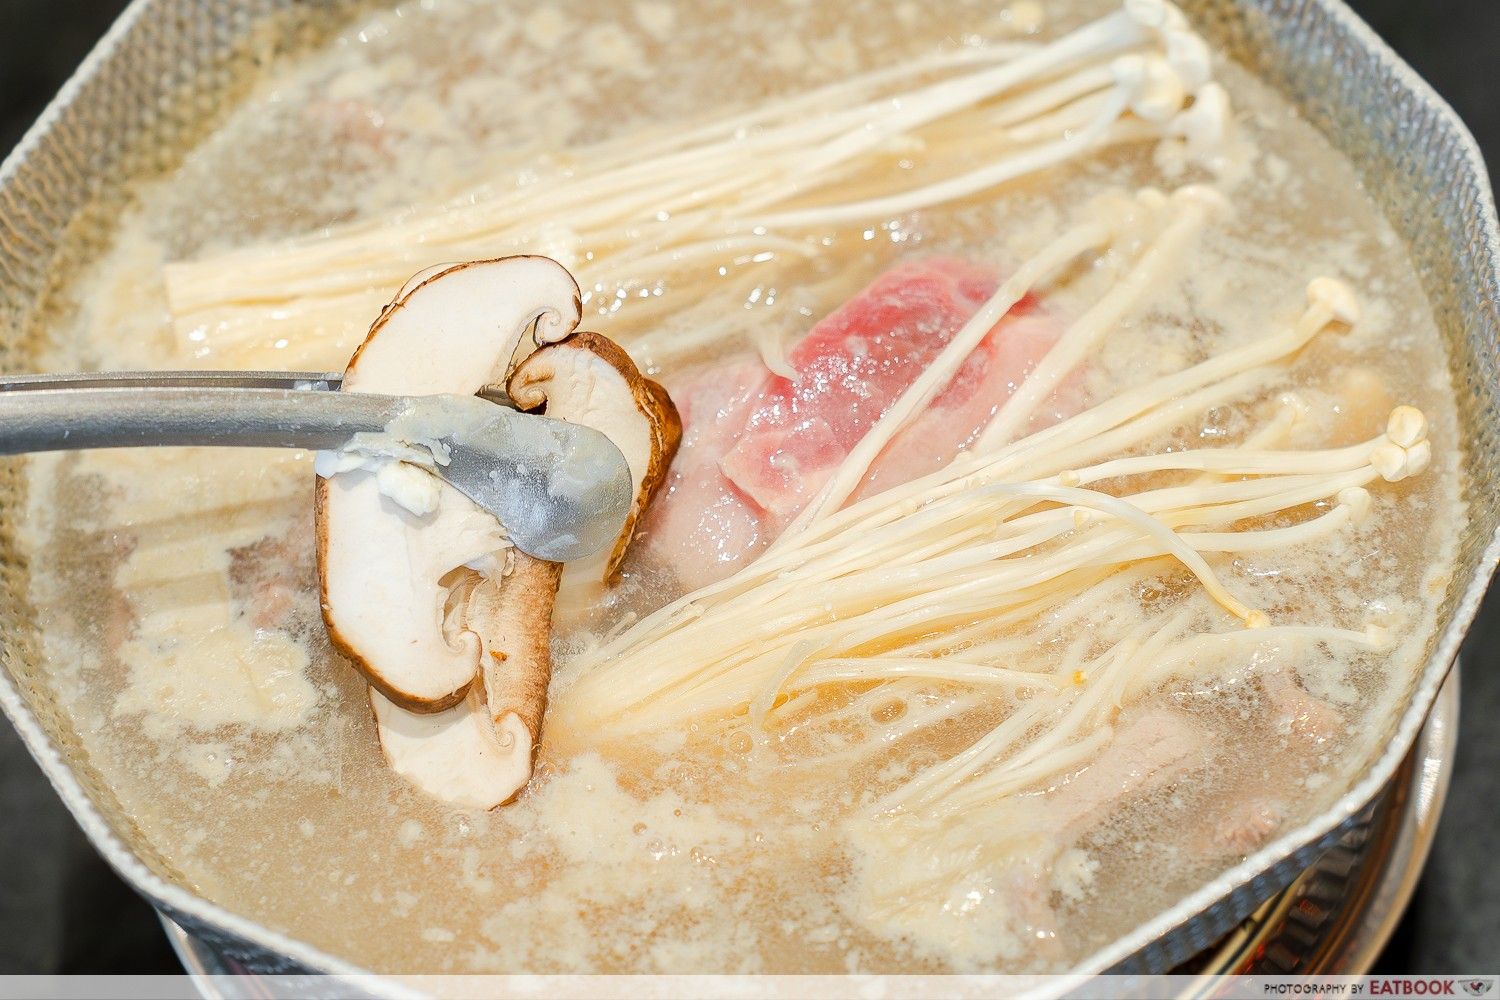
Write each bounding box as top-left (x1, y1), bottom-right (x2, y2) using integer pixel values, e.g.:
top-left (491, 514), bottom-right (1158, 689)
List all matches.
top-left (0, 370), bottom-right (344, 392)
top-left (0, 370), bottom-right (636, 562)
top-left (0, 372), bottom-right (406, 455)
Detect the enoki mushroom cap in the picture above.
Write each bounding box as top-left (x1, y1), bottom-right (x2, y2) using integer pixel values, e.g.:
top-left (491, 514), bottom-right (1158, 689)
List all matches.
top-left (1371, 440), bottom-right (1432, 482)
top-left (1337, 486), bottom-right (1373, 524)
top-left (1370, 407), bottom-right (1431, 482)
top-left (1124, 0), bottom-right (1175, 30)
top-left (1362, 610), bottom-right (1400, 649)
top-left (1165, 30), bottom-right (1212, 91)
top-left (1306, 276), bottom-right (1361, 326)
top-left (1132, 56), bottom-right (1188, 124)
top-left (1169, 182), bottom-right (1231, 215)
top-left (1170, 83), bottom-right (1230, 157)
top-left (1386, 405), bottom-right (1429, 449)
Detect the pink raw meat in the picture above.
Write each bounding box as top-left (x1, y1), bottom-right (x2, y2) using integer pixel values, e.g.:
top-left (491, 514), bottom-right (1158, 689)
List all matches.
top-left (639, 257), bottom-right (1064, 591)
top-left (640, 360), bottom-right (771, 589)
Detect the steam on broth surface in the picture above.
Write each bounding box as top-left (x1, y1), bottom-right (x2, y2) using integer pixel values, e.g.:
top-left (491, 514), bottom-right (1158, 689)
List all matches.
top-left (21, 0), bottom-right (1464, 974)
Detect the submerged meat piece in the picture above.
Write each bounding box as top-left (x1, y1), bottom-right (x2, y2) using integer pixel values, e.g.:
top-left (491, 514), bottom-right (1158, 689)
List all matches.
top-left (636, 359), bottom-right (771, 589)
top-left (850, 706), bottom-right (1204, 967)
top-left (1047, 708), bottom-right (1206, 841)
top-left (642, 257), bottom-right (1063, 590)
top-left (1189, 670), bottom-right (1345, 857)
top-left (231, 527), bottom-right (317, 632)
top-left (1261, 667), bottom-right (1344, 748)
top-left (994, 710), bottom-right (1205, 929)
top-left (1209, 797), bottom-right (1286, 854)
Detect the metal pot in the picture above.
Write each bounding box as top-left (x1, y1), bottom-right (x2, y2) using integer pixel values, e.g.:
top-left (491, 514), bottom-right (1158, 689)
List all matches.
top-left (0, 0), bottom-right (1495, 984)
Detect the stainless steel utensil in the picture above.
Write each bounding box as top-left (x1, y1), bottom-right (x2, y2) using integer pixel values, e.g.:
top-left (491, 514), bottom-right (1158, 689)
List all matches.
top-left (0, 371), bottom-right (633, 563)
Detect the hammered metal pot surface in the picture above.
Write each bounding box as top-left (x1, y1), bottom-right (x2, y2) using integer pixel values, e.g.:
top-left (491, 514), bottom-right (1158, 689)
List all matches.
top-left (0, 0), bottom-right (1494, 984)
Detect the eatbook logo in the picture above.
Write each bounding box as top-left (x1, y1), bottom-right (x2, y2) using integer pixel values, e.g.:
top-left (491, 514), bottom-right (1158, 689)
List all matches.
top-left (1358, 978), bottom-right (1499, 996)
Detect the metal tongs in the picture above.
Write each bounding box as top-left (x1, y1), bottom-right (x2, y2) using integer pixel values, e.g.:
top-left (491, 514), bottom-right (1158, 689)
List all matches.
top-left (0, 370), bottom-right (634, 562)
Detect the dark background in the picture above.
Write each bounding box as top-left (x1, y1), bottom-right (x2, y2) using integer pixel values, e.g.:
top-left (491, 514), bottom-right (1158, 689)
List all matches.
top-left (0, 0), bottom-right (1496, 977)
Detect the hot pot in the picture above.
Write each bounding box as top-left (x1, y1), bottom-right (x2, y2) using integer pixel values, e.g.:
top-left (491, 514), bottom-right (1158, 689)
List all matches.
top-left (0, 0), bottom-right (1495, 985)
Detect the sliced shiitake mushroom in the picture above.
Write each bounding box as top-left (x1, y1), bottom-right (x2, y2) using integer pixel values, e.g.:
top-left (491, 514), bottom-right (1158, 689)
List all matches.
top-left (508, 331), bottom-right (683, 583)
top-left (316, 256), bottom-right (680, 809)
top-left (317, 255), bottom-right (582, 713)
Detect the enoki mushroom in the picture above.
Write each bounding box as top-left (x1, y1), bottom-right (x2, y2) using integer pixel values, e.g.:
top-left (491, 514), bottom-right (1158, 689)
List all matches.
top-left (544, 186), bottom-right (1432, 850)
top-left (550, 412), bottom-right (1420, 737)
top-left (163, 0), bottom-right (1231, 368)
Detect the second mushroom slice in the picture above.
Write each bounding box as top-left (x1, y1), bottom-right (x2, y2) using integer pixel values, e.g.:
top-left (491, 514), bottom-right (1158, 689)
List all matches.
top-left (316, 255), bottom-right (679, 810)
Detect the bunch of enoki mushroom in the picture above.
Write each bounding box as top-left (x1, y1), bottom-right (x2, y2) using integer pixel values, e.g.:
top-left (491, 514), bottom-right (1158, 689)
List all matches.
top-left (316, 256), bottom-right (680, 809)
top-left (166, 0), bottom-right (1232, 371)
top-left (319, 188), bottom-right (1432, 820)
top-left (549, 186), bottom-right (1429, 746)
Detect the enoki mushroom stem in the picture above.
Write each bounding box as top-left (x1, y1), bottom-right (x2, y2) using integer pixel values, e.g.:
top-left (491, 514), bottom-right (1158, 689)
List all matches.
top-left (162, 1), bottom-right (1233, 369)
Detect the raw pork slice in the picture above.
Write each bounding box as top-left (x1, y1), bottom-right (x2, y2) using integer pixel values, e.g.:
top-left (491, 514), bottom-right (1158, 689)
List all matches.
top-left (642, 257), bottom-right (1064, 590)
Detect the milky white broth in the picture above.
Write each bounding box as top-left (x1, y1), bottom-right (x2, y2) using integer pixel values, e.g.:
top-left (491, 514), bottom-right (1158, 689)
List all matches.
top-left (20, 0), bottom-right (1464, 974)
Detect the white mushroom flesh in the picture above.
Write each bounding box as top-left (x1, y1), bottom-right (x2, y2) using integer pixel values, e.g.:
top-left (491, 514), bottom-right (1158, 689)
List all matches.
top-left (369, 688), bottom-right (534, 811)
top-left (317, 255), bottom-right (581, 712)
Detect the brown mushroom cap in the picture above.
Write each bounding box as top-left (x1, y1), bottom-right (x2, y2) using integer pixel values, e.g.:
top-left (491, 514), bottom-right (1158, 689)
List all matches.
top-left (471, 554), bottom-right (563, 745)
